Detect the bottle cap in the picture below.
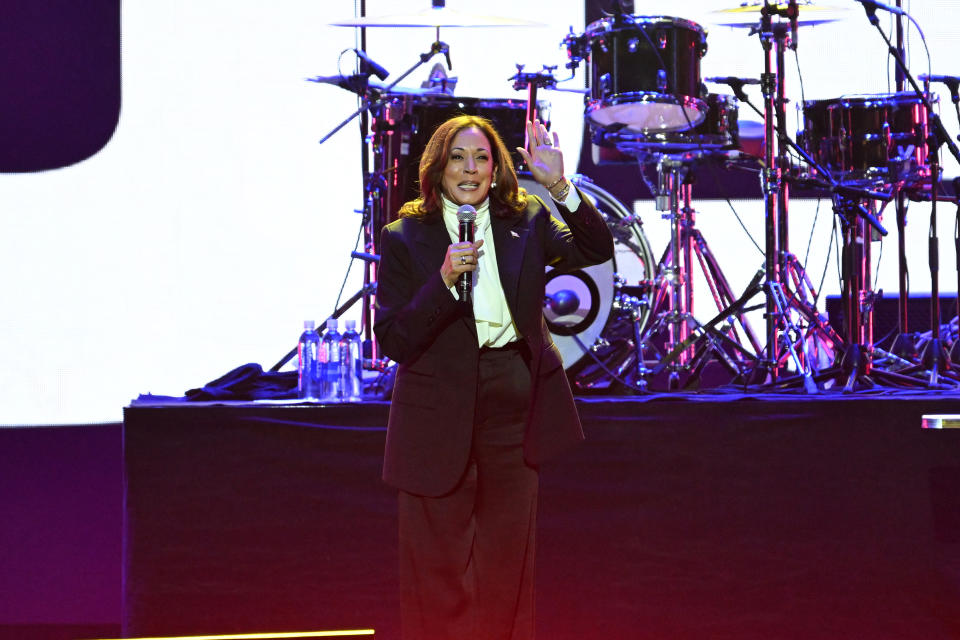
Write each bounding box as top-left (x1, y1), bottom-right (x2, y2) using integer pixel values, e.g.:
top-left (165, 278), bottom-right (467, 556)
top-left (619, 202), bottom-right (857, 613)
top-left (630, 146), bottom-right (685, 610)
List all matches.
top-left (346, 319), bottom-right (357, 330)
top-left (304, 320), bottom-right (315, 330)
top-left (327, 318), bottom-right (338, 330)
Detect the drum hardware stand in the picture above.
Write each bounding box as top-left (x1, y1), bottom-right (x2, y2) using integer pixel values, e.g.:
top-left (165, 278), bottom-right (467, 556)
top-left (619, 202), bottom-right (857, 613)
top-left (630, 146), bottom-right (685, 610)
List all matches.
top-left (748, 1), bottom-right (900, 391)
top-left (651, 270), bottom-right (771, 390)
top-left (639, 155), bottom-right (762, 388)
top-left (827, 196), bottom-right (882, 391)
top-left (752, 2), bottom-right (798, 381)
top-left (750, 1), bottom-right (838, 386)
top-left (951, 184), bottom-right (960, 364)
top-left (887, 187), bottom-right (919, 359)
top-left (858, 4), bottom-right (960, 386)
top-left (510, 65), bottom-right (556, 138)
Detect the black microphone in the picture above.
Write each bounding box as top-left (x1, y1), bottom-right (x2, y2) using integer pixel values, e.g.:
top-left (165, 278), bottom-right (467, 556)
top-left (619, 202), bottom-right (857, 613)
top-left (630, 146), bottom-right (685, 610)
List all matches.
top-left (456, 205), bottom-right (476, 302)
top-left (921, 74), bottom-right (960, 104)
top-left (852, 0), bottom-right (907, 16)
top-left (306, 74), bottom-right (370, 95)
top-left (350, 251), bottom-right (380, 264)
top-left (544, 289), bottom-right (581, 316)
top-left (705, 76), bottom-right (760, 102)
top-left (432, 41), bottom-right (452, 70)
top-left (353, 49), bottom-right (390, 81)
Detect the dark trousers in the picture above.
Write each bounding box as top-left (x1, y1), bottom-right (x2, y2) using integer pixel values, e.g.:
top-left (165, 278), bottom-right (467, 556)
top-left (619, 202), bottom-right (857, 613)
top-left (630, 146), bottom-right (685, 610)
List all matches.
top-left (398, 345), bottom-right (538, 640)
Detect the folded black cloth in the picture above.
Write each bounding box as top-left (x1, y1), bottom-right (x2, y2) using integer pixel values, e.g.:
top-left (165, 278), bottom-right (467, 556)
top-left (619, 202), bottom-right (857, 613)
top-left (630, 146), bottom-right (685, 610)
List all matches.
top-left (185, 363), bottom-right (298, 401)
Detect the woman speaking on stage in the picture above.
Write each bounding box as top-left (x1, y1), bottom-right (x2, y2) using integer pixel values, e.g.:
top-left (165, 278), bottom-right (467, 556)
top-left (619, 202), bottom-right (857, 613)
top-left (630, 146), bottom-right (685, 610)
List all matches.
top-left (374, 114), bottom-right (614, 640)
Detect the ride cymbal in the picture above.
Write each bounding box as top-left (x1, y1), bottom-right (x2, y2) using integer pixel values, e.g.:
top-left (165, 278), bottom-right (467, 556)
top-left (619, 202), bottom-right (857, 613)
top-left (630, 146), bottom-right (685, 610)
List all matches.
top-left (711, 1), bottom-right (850, 28)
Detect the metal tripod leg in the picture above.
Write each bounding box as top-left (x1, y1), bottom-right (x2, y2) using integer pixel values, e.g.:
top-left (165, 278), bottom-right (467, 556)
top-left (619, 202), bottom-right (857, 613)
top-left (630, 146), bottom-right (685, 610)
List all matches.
top-left (639, 156), bottom-right (760, 387)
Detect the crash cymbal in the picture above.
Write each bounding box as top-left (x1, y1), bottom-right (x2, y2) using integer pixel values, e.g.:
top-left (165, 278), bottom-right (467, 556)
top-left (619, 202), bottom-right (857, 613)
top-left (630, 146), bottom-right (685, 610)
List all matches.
top-left (711, 1), bottom-right (850, 28)
top-left (330, 7), bottom-right (545, 28)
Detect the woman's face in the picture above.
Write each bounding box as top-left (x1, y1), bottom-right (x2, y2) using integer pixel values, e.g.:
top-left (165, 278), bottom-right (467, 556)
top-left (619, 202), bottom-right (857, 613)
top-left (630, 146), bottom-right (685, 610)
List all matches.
top-left (441, 126), bottom-right (496, 207)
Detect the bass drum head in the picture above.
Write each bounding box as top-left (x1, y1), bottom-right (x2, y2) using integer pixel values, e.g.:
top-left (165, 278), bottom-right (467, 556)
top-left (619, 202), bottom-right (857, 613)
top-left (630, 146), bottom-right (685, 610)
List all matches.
top-left (520, 175), bottom-right (655, 370)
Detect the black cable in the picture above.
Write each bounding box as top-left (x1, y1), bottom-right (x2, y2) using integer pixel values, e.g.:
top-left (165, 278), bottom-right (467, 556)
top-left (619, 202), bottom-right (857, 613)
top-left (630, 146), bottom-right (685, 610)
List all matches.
top-left (332, 216), bottom-right (367, 315)
top-left (816, 212), bottom-right (837, 308)
top-left (803, 198), bottom-right (822, 269)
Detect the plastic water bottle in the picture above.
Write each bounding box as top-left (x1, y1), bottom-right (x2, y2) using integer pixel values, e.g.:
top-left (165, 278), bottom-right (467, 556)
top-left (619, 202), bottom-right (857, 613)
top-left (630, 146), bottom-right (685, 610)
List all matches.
top-left (297, 320), bottom-right (321, 401)
top-left (339, 319), bottom-right (363, 402)
top-left (319, 318), bottom-right (342, 402)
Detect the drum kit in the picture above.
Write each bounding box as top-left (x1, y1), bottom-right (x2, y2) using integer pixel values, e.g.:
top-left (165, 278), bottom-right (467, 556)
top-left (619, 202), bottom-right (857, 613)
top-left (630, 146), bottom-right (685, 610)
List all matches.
top-left (298, 0), bottom-right (960, 394)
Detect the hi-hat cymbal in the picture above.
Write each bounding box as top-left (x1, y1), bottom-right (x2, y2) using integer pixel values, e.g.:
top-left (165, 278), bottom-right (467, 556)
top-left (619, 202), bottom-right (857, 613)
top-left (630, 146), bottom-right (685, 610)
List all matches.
top-left (711, 1), bottom-right (850, 28)
top-left (331, 8), bottom-right (545, 28)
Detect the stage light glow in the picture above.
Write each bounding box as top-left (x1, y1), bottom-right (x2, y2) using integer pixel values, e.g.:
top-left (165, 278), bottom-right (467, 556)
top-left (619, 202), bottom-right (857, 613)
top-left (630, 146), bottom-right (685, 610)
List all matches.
top-left (922, 414), bottom-right (960, 428)
top-left (88, 630), bottom-right (375, 640)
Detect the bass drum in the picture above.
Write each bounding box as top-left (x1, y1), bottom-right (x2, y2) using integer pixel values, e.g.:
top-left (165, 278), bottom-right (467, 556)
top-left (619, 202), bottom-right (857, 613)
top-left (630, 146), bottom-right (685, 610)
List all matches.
top-left (521, 175), bottom-right (656, 370)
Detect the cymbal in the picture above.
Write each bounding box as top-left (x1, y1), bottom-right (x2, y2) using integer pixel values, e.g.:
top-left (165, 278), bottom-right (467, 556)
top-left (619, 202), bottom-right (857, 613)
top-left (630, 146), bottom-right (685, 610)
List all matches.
top-left (711, 1), bottom-right (850, 28)
top-left (330, 8), bottom-right (545, 28)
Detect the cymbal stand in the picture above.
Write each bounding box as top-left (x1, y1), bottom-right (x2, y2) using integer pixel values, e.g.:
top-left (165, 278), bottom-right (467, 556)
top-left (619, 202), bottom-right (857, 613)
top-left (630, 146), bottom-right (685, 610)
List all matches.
top-left (752, 3), bottom-right (837, 387)
top-left (756, 7), bottom-right (783, 381)
top-left (640, 155), bottom-right (762, 388)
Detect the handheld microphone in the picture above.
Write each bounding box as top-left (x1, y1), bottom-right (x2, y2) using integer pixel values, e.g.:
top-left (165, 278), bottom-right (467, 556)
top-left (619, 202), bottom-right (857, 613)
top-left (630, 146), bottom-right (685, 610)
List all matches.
top-left (456, 205), bottom-right (476, 302)
top-left (353, 49), bottom-right (390, 81)
top-left (852, 0), bottom-right (907, 16)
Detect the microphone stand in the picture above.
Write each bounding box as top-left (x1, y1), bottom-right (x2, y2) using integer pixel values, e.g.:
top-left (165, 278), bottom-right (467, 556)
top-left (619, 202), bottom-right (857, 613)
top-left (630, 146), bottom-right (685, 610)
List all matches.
top-left (858, 4), bottom-right (960, 386)
top-left (313, 39), bottom-right (452, 376)
top-left (318, 40), bottom-right (452, 145)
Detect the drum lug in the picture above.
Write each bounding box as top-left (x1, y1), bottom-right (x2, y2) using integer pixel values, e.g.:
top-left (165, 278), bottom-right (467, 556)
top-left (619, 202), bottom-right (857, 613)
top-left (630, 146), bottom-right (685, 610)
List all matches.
top-left (657, 29), bottom-right (667, 50)
top-left (599, 73), bottom-right (612, 99)
top-left (657, 70), bottom-right (668, 93)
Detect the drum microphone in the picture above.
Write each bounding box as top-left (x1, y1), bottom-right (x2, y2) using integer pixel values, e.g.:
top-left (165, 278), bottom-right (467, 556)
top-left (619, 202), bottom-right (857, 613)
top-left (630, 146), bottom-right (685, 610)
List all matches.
top-left (306, 74), bottom-right (371, 95)
top-left (457, 205), bottom-right (477, 303)
top-left (705, 76), bottom-right (760, 102)
top-left (920, 74), bottom-right (960, 104)
top-left (544, 290), bottom-right (581, 316)
top-left (353, 49), bottom-right (390, 81)
top-left (852, 0), bottom-right (907, 16)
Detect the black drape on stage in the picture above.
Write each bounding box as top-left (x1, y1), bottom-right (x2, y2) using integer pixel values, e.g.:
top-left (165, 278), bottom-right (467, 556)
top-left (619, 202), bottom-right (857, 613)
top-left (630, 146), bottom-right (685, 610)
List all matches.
top-left (124, 396), bottom-right (960, 639)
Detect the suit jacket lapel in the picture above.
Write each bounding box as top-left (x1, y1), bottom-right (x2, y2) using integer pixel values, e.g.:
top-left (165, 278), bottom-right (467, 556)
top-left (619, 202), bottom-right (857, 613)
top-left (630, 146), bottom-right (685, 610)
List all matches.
top-left (412, 217), bottom-right (451, 278)
top-left (412, 216), bottom-right (479, 339)
top-left (491, 213), bottom-right (529, 315)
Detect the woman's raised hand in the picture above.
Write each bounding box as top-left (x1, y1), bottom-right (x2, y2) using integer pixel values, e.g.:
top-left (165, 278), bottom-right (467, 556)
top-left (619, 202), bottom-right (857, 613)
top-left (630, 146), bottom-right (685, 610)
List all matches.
top-left (516, 119), bottom-right (564, 190)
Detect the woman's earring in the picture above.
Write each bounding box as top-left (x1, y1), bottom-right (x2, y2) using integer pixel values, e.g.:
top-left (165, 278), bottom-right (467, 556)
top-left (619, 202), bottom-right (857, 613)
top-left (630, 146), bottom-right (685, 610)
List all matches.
top-left (491, 181), bottom-right (497, 188)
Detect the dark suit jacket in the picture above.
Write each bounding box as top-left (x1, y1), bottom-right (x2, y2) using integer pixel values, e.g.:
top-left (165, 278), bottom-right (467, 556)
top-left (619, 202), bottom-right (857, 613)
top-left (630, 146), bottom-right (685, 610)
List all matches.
top-left (374, 188), bottom-right (614, 496)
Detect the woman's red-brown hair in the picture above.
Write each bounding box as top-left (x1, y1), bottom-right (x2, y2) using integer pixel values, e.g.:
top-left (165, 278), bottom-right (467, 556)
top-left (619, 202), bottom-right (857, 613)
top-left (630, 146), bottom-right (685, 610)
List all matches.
top-left (398, 115), bottom-right (527, 220)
